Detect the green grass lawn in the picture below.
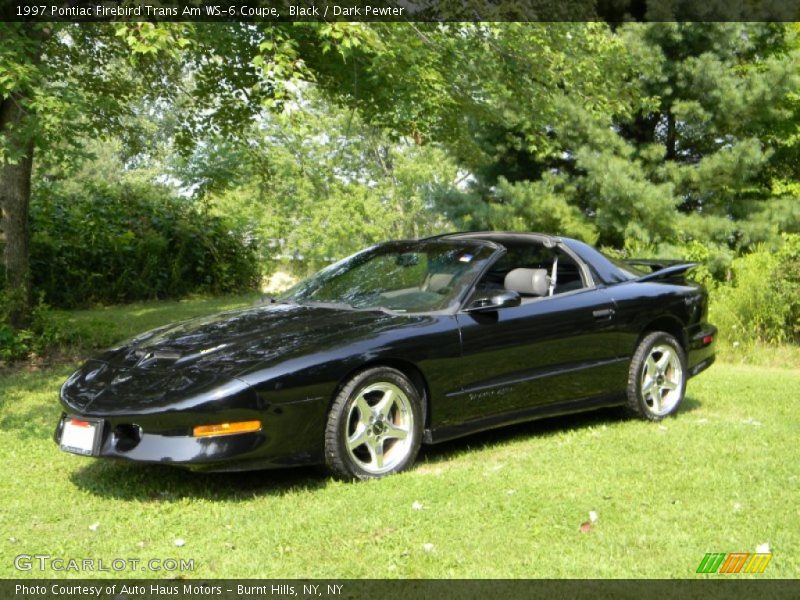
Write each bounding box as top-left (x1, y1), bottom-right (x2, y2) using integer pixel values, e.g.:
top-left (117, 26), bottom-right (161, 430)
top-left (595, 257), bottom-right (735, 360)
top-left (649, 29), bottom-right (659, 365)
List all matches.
top-left (44, 293), bottom-right (262, 356)
top-left (1, 296), bottom-right (798, 578)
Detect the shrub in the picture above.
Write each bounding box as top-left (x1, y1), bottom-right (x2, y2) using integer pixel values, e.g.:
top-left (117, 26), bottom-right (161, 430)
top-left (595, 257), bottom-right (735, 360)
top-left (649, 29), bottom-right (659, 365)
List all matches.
top-left (27, 181), bottom-right (260, 308)
top-left (775, 233), bottom-right (800, 340)
top-left (709, 234), bottom-right (800, 345)
top-left (0, 293), bottom-right (61, 362)
top-left (0, 325), bottom-right (32, 362)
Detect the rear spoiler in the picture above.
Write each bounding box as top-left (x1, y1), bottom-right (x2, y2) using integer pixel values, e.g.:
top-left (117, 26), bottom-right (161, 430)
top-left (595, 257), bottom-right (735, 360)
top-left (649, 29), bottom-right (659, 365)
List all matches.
top-left (627, 261), bottom-right (698, 283)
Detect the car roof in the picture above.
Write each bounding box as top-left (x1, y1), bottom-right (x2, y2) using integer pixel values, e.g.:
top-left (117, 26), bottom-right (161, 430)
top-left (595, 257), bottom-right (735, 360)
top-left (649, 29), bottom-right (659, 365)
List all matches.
top-left (429, 231), bottom-right (562, 248)
top-left (427, 231), bottom-right (641, 285)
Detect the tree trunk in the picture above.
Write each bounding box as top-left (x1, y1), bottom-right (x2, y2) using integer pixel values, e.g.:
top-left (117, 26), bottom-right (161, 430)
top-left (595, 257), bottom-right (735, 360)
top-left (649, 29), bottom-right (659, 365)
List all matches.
top-left (0, 96), bottom-right (35, 329)
top-left (665, 109), bottom-right (677, 161)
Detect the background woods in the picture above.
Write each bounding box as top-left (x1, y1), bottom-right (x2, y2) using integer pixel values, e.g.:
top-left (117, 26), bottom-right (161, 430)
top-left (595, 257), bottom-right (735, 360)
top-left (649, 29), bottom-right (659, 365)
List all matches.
top-left (1, 21), bottom-right (799, 359)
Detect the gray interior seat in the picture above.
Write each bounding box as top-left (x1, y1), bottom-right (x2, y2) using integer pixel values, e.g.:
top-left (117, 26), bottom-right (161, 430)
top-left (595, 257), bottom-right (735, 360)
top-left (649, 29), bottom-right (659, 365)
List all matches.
top-left (504, 268), bottom-right (549, 297)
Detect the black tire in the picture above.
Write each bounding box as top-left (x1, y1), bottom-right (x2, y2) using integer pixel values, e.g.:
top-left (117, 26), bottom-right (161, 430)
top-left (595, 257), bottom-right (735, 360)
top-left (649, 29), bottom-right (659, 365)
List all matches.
top-left (325, 367), bottom-right (423, 481)
top-left (626, 331), bottom-right (687, 421)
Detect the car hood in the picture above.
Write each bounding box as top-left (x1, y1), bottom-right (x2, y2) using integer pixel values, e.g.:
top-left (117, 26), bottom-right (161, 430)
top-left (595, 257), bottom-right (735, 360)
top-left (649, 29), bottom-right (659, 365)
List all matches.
top-left (105, 302), bottom-right (410, 364)
top-left (61, 303), bottom-right (416, 414)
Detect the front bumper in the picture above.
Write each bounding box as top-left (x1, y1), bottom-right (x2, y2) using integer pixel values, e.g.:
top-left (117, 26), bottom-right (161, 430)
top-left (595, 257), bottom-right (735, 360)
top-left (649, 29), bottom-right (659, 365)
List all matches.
top-left (54, 396), bottom-right (328, 472)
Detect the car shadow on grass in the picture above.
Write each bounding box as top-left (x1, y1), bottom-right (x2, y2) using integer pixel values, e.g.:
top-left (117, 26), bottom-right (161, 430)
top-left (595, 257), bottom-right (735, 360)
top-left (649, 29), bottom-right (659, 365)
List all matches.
top-left (417, 395), bottom-right (702, 466)
top-left (70, 460), bottom-right (329, 501)
top-left (69, 397), bottom-right (701, 498)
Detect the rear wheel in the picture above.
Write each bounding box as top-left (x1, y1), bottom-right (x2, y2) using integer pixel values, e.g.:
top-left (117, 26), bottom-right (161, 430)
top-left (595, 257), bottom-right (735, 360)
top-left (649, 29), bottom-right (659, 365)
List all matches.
top-left (325, 367), bottom-right (423, 480)
top-left (626, 332), bottom-right (686, 421)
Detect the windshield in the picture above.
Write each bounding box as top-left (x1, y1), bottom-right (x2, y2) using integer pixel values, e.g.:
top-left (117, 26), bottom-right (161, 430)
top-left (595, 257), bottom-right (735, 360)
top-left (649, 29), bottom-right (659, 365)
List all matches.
top-left (279, 240), bottom-right (497, 313)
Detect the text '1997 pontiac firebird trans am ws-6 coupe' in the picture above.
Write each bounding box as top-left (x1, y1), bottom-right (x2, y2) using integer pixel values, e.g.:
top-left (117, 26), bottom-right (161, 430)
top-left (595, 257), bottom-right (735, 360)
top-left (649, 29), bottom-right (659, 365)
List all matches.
top-left (55, 232), bottom-right (716, 480)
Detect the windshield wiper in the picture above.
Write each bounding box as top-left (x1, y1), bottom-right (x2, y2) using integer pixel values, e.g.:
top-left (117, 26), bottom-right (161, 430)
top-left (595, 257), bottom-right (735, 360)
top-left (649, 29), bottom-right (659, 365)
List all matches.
top-left (300, 301), bottom-right (355, 310)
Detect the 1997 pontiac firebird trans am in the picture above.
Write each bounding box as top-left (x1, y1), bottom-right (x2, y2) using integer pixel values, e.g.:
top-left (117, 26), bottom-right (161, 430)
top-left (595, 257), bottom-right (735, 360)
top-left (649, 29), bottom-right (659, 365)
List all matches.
top-left (55, 232), bottom-right (716, 480)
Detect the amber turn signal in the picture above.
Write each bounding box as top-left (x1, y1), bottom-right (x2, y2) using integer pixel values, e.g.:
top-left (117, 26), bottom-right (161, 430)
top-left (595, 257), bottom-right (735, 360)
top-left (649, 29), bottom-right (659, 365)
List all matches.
top-left (193, 420), bottom-right (262, 437)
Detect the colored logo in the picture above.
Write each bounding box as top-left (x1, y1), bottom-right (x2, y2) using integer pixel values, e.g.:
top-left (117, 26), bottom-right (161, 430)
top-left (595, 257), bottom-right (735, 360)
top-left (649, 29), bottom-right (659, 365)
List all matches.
top-left (696, 552), bottom-right (772, 574)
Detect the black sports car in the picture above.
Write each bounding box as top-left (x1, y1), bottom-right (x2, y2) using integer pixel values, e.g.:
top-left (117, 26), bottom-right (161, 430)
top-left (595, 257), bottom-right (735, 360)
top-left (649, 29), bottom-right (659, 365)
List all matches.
top-left (55, 232), bottom-right (716, 480)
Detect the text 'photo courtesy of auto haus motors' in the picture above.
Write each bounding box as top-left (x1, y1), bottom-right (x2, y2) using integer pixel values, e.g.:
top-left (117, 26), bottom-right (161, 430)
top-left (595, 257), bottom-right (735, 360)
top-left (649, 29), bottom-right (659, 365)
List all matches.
top-left (55, 231), bottom-right (716, 480)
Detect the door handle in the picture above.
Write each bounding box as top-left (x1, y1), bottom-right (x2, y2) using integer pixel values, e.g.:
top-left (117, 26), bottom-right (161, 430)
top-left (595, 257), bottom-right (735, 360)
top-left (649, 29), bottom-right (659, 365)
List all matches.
top-left (592, 308), bottom-right (615, 320)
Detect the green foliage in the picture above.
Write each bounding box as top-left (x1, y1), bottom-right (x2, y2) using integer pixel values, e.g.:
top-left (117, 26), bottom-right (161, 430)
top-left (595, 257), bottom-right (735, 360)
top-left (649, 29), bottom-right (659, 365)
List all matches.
top-left (306, 23), bottom-right (639, 165)
top-left (0, 23), bottom-right (189, 168)
top-left (0, 324), bottom-right (32, 362)
top-left (710, 234), bottom-right (800, 346)
top-left (183, 92), bottom-right (455, 274)
top-left (3, 21), bottom-right (799, 358)
top-left (1, 162), bottom-right (261, 361)
top-left (677, 240), bottom-right (717, 290)
top-left (438, 176), bottom-right (599, 243)
top-left (780, 233), bottom-right (800, 336)
top-left (1, 21), bottom-right (401, 329)
top-left (432, 23), bottom-right (800, 257)
top-left (0, 293), bottom-right (62, 361)
top-left (28, 180), bottom-right (259, 308)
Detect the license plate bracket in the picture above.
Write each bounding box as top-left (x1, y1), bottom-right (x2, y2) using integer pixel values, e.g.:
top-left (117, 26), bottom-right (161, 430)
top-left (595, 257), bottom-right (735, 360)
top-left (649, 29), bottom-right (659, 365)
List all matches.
top-left (60, 416), bottom-right (103, 456)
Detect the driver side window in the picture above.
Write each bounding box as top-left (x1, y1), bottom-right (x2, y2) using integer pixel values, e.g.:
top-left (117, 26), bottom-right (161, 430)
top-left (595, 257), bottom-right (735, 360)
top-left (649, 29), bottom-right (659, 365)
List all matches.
top-left (468, 243), bottom-right (587, 305)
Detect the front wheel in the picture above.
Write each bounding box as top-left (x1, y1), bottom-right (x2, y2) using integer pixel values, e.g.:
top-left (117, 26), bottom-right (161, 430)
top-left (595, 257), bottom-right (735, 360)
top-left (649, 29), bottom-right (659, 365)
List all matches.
top-left (325, 367), bottom-right (423, 480)
top-left (626, 332), bottom-right (687, 421)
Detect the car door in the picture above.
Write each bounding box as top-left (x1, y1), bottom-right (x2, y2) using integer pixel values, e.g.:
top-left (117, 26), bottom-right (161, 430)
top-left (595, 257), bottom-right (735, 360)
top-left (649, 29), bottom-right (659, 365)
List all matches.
top-left (440, 248), bottom-right (628, 427)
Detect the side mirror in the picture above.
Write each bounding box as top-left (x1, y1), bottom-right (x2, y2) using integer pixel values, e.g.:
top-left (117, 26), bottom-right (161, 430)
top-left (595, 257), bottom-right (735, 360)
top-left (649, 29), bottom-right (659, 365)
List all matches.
top-left (465, 290), bottom-right (521, 313)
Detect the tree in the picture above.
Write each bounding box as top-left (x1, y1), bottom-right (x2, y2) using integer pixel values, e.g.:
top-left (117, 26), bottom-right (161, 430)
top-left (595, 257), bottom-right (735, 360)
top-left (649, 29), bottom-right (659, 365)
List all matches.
top-left (0, 22), bottom-right (376, 326)
top-left (1, 23), bottom-right (187, 327)
top-left (3, 21), bottom-right (640, 327)
top-left (618, 23), bottom-right (800, 251)
top-left (174, 90), bottom-right (458, 271)
top-left (302, 23), bottom-right (639, 169)
top-left (432, 22), bottom-right (800, 264)
top-left (157, 22), bottom-right (640, 270)
top-left (1, 25), bottom-right (49, 328)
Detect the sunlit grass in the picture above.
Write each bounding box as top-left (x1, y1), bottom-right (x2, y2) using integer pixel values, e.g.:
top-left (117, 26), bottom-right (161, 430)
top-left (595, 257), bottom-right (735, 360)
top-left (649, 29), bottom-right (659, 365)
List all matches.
top-left (714, 341), bottom-right (800, 370)
top-left (45, 293), bottom-right (260, 356)
top-left (0, 297), bottom-right (797, 579)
